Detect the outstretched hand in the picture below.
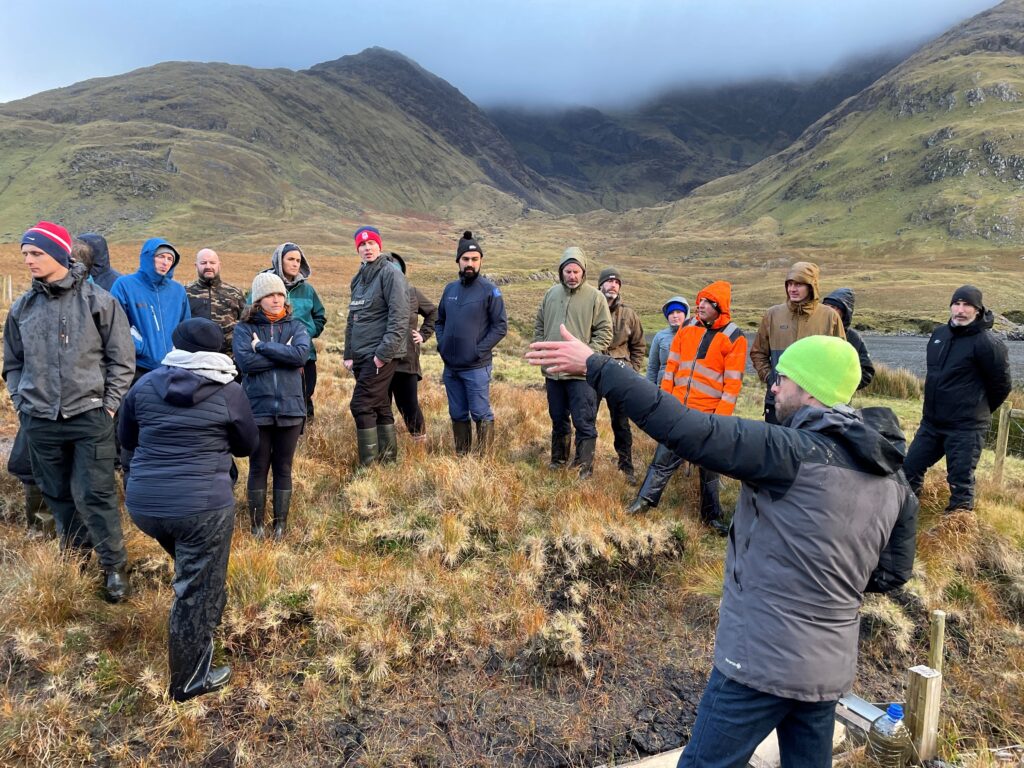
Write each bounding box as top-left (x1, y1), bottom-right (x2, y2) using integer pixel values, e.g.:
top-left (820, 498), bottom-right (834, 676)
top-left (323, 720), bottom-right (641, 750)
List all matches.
top-left (524, 324), bottom-right (593, 376)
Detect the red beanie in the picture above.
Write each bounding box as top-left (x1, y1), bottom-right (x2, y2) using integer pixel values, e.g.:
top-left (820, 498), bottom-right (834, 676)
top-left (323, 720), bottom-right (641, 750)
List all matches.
top-left (354, 226), bottom-right (383, 250)
top-left (21, 221), bottom-right (72, 267)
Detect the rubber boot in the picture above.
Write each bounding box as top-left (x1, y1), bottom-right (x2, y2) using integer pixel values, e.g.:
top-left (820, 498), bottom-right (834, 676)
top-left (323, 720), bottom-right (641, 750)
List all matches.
top-left (356, 428), bottom-right (379, 467)
top-left (377, 423), bottom-right (398, 464)
top-left (24, 483), bottom-right (56, 539)
top-left (549, 433), bottom-right (571, 469)
top-left (272, 489), bottom-right (292, 541)
top-left (452, 420), bottom-right (473, 455)
top-left (171, 640), bottom-right (231, 703)
top-left (247, 488), bottom-right (267, 539)
top-left (627, 496), bottom-right (654, 515)
top-left (475, 421), bottom-right (495, 456)
top-left (573, 437), bottom-right (597, 479)
top-left (104, 568), bottom-right (130, 603)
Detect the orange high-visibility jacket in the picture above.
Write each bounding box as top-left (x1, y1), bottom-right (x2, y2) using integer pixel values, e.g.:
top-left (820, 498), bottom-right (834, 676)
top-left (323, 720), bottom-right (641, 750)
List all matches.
top-left (661, 281), bottom-right (747, 416)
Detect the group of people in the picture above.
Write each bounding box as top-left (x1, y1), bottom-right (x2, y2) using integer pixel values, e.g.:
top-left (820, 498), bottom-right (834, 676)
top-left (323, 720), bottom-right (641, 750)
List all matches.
top-left (4, 218), bottom-right (1015, 753)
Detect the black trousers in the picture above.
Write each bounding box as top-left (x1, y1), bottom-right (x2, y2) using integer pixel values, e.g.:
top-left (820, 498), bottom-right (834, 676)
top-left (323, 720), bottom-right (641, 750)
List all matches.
top-left (304, 359), bottom-right (317, 415)
top-left (130, 506), bottom-right (234, 699)
top-left (247, 424), bottom-right (303, 492)
top-left (903, 419), bottom-right (986, 510)
top-left (389, 370), bottom-right (425, 436)
top-left (637, 442), bottom-right (722, 521)
top-left (350, 358), bottom-right (397, 429)
top-left (598, 395), bottom-right (633, 471)
top-left (545, 378), bottom-right (598, 441)
top-left (22, 408), bottom-right (126, 570)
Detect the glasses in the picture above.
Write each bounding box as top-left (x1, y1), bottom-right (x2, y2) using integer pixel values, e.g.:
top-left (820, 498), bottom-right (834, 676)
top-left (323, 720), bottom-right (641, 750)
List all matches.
top-left (775, 374), bottom-right (788, 385)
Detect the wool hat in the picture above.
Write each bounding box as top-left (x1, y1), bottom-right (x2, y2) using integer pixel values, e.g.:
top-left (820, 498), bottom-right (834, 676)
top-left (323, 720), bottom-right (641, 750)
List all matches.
top-left (21, 221), bottom-right (73, 267)
top-left (251, 272), bottom-right (287, 303)
top-left (950, 285), bottom-right (983, 310)
top-left (776, 336), bottom-right (861, 408)
top-left (354, 226), bottom-right (383, 250)
top-left (456, 230), bottom-right (483, 261)
top-left (172, 318), bottom-right (224, 354)
top-left (598, 267), bottom-right (622, 287)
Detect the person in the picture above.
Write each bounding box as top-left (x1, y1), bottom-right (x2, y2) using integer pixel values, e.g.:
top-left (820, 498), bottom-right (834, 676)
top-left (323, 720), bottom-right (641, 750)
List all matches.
top-left (823, 288), bottom-right (875, 390)
top-left (110, 238), bottom-right (191, 381)
top-left (628, 281), bottom-right (746, 534)
top-left (749, 261), bottom-right (845, 424)
top-left (533, 247), bottom-right (612, 478)
top-left (261, 243), bottom-right (326, 419)
top-left (903, 286), bottom-right (1012, 513)
top-left (186, 248), bottom-right (246, 357)
top-left (119, 318), bottom-right (258, 702)
top-left (343, 226), bottom-right (410, 466)
top-left (435, 231), bottom-right (508, 454)
top-left (7, 421), bottom-right (55, 540)
top-left (526, 329), bottom-right (917, 768)
top-left (596, 267), bottom-right (646, 483)
top-left (3, 221), bottom-right (135, 601)
top-left (76, 232), bottom-right (122, 291)
top-left (233, 273), bottom-right (310, 539)
top-left (387, 252), bottom-right (437, 441)
top-left (647, 296), bottom-right (690, 386)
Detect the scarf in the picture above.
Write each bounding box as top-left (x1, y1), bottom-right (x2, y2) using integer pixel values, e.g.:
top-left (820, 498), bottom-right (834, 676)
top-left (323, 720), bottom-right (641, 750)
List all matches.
top-left (263, 306), bottom-right (287, 323)
top-left (161, 349), bottom-right (237, 384)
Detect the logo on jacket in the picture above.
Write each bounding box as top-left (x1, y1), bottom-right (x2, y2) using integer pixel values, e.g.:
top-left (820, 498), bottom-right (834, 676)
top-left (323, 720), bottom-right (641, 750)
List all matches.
top-left (724, 657), bottom-right (743, 670)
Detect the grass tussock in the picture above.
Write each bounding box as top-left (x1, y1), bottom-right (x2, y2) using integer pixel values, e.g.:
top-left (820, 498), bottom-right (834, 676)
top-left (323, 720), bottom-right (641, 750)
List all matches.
top-left (863, 362), bottom-right (923, 400)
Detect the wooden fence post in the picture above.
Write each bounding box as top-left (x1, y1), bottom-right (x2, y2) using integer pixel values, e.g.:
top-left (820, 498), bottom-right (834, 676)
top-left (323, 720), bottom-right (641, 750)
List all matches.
top-left (2, 274), bottom-right (12, 305)
top-left (905, 610), bottom-right (945, 763)
top-left (993, 403), bottom-right (1011, 487)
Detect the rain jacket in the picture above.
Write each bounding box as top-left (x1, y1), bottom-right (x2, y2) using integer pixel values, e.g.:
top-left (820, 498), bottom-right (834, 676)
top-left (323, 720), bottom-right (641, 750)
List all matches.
top-left (110, 238), bottom-right (191, 372)
top-left (344, 253), bottom-right (410, 363)
top-left (749, 261), bottom-right (845, 405)
top-left (823, 288), bottom-right (875, 390)
top-left (119, 359), bottom-right (258, 518)
top-left (646, 296), bottom-right (690, 385)
top-left (260, 243), bottom-right (327, 361)
top-left (605, 296), bottom-right (646, 372)
top-left (922, 309), bottom-right (1012, 429)
top-left (435, 275), bottom-right (508, 371)
top-left (587, 355), bottom-right (917, 702)
top-left (661, 281), bottom-right (746, 416)
top-left (533, 251), bottom-right (612, 381)
top-left (3, 263), bottom-right (135, 419)
top-left (232, 309), bottom-right (310, 425)
top-left (78, 232), bottom-right (122, 291)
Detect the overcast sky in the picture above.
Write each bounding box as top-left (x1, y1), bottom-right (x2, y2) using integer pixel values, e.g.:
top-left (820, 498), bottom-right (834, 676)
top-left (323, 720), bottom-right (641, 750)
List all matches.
top-left (0, 0), bottom-right (999, 107)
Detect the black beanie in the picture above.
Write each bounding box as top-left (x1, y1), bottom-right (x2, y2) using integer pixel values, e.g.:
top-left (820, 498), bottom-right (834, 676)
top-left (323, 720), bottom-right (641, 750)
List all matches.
top-left (598, 267), bottom-right (622, 287)
top-left (456, 230), bottom-right (483, 261)
top-left (172, 318), bottom-right (224, 353)
top-left (950, 285), bottom-right (984, 310)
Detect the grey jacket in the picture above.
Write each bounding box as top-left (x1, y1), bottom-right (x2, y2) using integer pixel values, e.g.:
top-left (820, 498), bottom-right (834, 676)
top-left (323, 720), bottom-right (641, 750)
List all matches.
top-left (344, 254), bottom-right (410, 363)
top-left (587, 356), bottom-right (917, 702)
top-left (3, 263), bottom-right (135, 419)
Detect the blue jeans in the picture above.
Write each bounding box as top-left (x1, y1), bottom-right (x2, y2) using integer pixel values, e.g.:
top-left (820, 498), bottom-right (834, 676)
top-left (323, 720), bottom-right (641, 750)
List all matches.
top-left (679, 668), bottom-right (838, 768)
top-left (443, 365), bottom-right (494, 422)
top-left (545, 378), bottom-right (598, 440)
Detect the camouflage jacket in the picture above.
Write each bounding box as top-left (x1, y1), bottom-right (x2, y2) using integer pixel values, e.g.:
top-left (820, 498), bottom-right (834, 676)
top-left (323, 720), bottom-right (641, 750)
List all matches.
top-left (186, 276), bottom-right (246, 354)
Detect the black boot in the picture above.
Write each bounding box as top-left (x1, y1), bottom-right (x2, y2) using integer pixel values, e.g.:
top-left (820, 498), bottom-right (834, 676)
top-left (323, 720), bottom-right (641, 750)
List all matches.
top-left (572, 438), bottom-right (597, 479)
top-left (549, 433), bottom-right (571, 469)
top-left (272, 489), bottom-right (292, 540)
top-left (634, 445), bottom-right (684, 508)
top-left (171, 640), bottom-right (231, 703)
top-left (104, 567), bottom-right (130, 603)
top-left (377, 423), bottom-right (398, 464)
top-left (247, 488), bottom-right (267, 539)
top-left (627, 497), bottom-right (654, 515)
top-left (24, 483), bottom-right (56, 539)
top-left (452, 420), bottom-right (473, 455)
top-left (356, 428), bottom-right (379, 467)
top-left (475, 421), bottom-right (494, 456)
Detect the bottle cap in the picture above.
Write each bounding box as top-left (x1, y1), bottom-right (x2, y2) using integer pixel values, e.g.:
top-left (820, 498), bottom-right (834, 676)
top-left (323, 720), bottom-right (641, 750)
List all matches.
top-left (886, 703), bottom-right (904, 721)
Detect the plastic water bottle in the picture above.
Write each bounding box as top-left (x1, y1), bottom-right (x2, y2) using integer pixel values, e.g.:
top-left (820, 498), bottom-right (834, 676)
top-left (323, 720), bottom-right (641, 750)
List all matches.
top-left (866, 703), bottom-right (913, 767)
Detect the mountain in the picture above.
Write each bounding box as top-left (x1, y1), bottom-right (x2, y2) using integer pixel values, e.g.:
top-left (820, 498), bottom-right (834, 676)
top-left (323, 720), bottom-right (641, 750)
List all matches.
top-left (654, 0), bottom-right (1024, 247)
top-left (488, 53), bottom-right (904, 211)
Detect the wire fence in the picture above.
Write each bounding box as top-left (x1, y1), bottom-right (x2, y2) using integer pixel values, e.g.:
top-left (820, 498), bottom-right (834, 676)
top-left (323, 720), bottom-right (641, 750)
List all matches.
top-left (991, 405), bottom-right (1024, 485)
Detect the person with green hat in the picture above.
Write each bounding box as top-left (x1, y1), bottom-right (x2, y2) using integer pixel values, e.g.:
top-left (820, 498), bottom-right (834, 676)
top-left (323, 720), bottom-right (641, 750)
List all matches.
top-left (525, 329), bottom-right (917, 768)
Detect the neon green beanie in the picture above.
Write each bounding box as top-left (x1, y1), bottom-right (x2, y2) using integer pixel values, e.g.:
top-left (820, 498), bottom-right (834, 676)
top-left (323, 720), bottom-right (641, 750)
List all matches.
top-left (776, 336), bottom-right (861, 407)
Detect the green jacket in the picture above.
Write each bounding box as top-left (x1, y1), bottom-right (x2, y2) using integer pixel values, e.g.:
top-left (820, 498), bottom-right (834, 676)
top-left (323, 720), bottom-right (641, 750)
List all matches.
top-left (533, 249), bottom-right (612, 380)
top-left (255, 243), bottom-right (328, 360)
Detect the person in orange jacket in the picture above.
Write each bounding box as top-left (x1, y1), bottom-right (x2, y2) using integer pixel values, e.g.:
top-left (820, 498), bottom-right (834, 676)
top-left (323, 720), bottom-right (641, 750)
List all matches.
top-left (627, 280), bottom-right (747, 533)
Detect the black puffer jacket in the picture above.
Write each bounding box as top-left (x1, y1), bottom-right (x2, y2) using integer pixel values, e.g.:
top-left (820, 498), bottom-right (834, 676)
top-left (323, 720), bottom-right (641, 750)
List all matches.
top-left (233, 311), bottom-right (310, 424)
top-left (922, 311), bottom-right (1012, 429)
top-left (823, 288), bottom-right (875, 390)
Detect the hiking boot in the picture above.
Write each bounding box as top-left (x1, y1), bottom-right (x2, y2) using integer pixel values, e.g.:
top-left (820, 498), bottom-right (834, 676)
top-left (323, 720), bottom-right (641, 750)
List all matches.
top-left (247, 488), bottom-right (267, 539)
top-left (377, 423), bottom-right (398, 464)
top-left (706, 518), bottom-right (730, 537)
top-left (104, 568), bottom-right (130, 603)
top-left (452, 420), bottom-right (473, 455)
top-left (272, 489), bottom-right (292, 541)
top-left (356, 428), bottom-right (379, 467)
top-left (475, 421), bottom-right (495, 456)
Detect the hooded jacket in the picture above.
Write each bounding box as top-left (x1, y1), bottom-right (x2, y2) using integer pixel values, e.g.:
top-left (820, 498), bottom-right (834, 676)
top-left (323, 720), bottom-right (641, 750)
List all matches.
top-left (3, 263), bottom-right (135, 419)
top-left (435, 274), bottom-right (508, 372)
top-left (261, 243), bottom-right (327, 360)
top-left (119, 362), bottom-right (258, 518)
top-left (79, 232), bottom-right (122, 291)
top-left (110, 238), bottom-right (191, 372)
top-left (186, 274), bottom-right (246, 355)
top-left (232, 309), bottom-right (310, 425)
top-left (922, 309), bottom-right (1012, 429)
top-left (823, 288), bottom-right (875, 390)
top-left (661, 281), bottom-right (747, 416)
top-left (533, 251), bottom-right (613, 381)
top-left (587, 355), bottom-right (917, 702)
top-left (344, 253), bottom-right (411, 363)
top-left (647, 295), bottom-right (690, 385)
top-left (749, 261), bottom-right (846, 405)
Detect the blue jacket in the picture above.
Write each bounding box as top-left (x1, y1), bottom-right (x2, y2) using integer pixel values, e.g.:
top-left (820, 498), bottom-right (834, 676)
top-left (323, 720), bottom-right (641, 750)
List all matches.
top-left (110, 238), bottom-right (191, 372)
top-left (232, 311), bottom-right (310, 424)
top-left (119, 365), bottom-right (259, 518)
top-left (435, 276), bottom-right (507, 371)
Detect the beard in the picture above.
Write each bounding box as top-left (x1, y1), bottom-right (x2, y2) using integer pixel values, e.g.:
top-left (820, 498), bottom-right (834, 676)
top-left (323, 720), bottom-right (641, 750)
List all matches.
top-left (460, 266), bottom-right (479, 284)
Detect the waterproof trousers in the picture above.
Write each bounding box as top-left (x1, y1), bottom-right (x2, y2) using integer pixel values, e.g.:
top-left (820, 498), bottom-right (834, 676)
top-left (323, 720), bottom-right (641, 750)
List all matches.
top-left (598, 395), bottom-right (633, 473)
top-left (350, 358), bottom-right (397, 429)
top-left (130, 505), bottom-right (234, 701)
top-left (637, 443), bottom-right (722, 521)
top-left (903, 419), bottom-right (986, 511)
top-left (545, 378), bottom-right (598, 442)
